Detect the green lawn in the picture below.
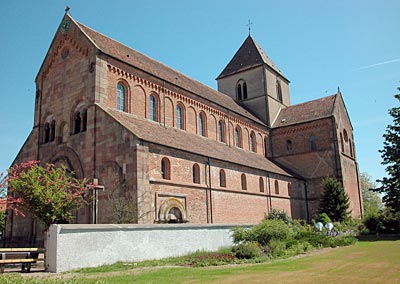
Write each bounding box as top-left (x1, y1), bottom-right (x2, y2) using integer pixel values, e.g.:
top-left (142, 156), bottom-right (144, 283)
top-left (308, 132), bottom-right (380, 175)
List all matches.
top-left (1, 240), bottom-right (399, 284)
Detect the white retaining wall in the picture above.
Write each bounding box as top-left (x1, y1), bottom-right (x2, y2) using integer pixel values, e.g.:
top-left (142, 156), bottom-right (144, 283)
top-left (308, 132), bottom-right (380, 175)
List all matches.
top-left (46, 223), bottom-right (240, 272)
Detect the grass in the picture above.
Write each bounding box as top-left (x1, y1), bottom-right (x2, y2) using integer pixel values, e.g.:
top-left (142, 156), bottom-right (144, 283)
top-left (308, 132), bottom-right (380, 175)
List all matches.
top-left (1, 240), bottom-right (399, 284)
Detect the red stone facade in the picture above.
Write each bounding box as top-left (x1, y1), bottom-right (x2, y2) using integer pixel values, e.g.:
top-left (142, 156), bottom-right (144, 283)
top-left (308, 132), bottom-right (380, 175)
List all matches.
top-left (4, 13), bottom-right (362, 246)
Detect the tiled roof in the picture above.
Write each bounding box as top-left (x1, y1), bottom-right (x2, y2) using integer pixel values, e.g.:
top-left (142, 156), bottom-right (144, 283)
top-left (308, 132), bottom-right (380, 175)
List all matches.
top-left (217, 35), bottom-right (287, 81)
top-left (273, 94), bottom-right (337, 128)
top-left (73, 18), bottom-right (265, 126)
top-left (99, 105), bottom-right (294, 177)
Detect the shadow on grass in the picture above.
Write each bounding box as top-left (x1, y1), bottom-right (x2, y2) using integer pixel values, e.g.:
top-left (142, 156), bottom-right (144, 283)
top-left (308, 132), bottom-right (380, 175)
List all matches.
top-left (358, 233), bottom-right (400, 242)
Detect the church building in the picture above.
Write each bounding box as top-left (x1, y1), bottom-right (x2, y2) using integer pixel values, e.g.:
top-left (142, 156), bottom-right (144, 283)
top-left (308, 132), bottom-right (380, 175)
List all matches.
top-left (5, 11), bottom-right (362, 246)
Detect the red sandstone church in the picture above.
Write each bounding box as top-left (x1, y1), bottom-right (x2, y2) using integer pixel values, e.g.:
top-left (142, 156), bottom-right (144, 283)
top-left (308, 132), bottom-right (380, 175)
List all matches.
top-left (5, 11), bottom-right (362, 246)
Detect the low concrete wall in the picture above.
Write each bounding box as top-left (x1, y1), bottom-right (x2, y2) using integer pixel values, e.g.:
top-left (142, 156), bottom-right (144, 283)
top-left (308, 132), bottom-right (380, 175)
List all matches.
top-left (46, 223), bottom-right (240, 272)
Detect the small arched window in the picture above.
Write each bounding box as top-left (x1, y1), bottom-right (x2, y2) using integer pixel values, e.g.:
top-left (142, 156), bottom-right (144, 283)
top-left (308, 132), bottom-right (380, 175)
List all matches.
top-left (149, 95), bottom-right (158, 122)
top-left (237, 83), bottom-right (242, 100)
top-left (274, 180), bottom-right (279, 194)
top-left (44, 122), bottom-right (50, 143)
top-left (50, 120), bottom-right (56, 142)
top-left (176, 104), bottom-right (184, 130)
top-left (193, 163), bottom-right (200, 184)
top-left (286, 140), bottom-right (292, 151)
top-left (81, 109), bottom-right (87, 132)
top-left (309, 135), bottom-right (317, 151)
top-left (259, 177), bottom-right (264, 192)
top-left (117, 83), bottom-right (126, 111)
top-left (241, 174), bottom-right (247, 190)
top-left (236, 80), bottom-right (247, 100)
top-left (250, 131), bottom-right (257, 153)
top-left (161, 158), bottom-right (171, 180)
top-left (235, 127), bottom-right (242, 148)
top-left (198, 112), bottom-right (207, 137)
top-left (74, 111), bottom-right (81, 134)
top-left (276, 80), bottom-right (283, 103)
top-left (218, 120), bottom-right (225, 143)
top-left (219, 169), bottom-right (226, 188)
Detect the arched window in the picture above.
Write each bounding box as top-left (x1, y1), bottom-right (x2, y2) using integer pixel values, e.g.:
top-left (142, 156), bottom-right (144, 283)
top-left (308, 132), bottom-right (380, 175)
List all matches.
top-left (74, 111), bottom-right (81, 134)
top-left (237, 83), bottom-right (242, 100)
top-left (198, 112), bottom-right (207, 137)
top-left (117, 83), bottom-right (126, 111)
top-left (161, 158), bottom-right (171, 180)
top-left (50, 120), bottom-right (56, 142)
top-left (219, 169), bottom-right (226, 188)
top-left (81, 109), bottom-right (87, 132)
top-left (193, 163), bottom-right (200, 184)
top-left (149, 95), bottom-right (158, 122)
top-left (276, 80), bottom-right (283, 103)
top-left (44, 122), bottom-right (50, 143)
top-left (286, 140), bottom-right (292, 151)
top-left (259, 177), bottom-right (264, 192)
top-left (235, 127), bottom-right (242, 148)
top-left (250, 131), bottom-right (257, 152)
top-left (243, 82), bottom-right (248, 99)
top-left (236, 80), bottom-right (248, 100)
top-left (274, 180), bottom-right (279, 194)
top-left (309, 135), bottom-right (316, 151)
top-left (241, 174), bottom-right (247, 190)
top-left (176, 104), bottom-right (184, 130)
top-left (218, 120), bottom-right (225, 143)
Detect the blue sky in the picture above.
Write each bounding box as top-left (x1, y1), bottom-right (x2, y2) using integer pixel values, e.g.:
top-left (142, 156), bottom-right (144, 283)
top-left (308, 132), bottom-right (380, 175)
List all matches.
top-left (0, 0), bottom-right (399, 184)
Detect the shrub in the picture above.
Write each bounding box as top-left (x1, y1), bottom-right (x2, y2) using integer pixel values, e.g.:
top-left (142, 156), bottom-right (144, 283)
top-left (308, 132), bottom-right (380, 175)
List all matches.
top-left (266, 209), bottom-right (292, 224)
top-left (251, 219), bottom-right (292, 246)
top-left (266, 239), bottom-right (287, 257)
top-left (232, 226), bottom-right (251, 244)
top-left (232, 241), bottom-right (263, 259)
top-left (318, 213), bottom-right (332, 224)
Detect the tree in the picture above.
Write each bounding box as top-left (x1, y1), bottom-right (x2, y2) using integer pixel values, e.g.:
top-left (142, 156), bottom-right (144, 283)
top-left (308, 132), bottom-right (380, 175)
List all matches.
top-left (318, 176), bottom-right (351, 222)
top-left (374, 89), bottom-right (400, 213)
top-left (6, 161), bottom-right (89, 229)
top-left (360, 172), bottom-right (383, 217)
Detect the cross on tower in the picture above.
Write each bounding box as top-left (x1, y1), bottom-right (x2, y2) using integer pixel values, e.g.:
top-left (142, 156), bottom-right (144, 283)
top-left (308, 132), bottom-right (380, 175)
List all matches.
top-left (246, 20), bottom-right (253, 35)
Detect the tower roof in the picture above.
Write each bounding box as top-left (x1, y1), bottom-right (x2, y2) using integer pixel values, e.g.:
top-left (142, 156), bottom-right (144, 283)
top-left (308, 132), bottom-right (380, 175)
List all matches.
top-left (217, 35), bottom-right (288, 81)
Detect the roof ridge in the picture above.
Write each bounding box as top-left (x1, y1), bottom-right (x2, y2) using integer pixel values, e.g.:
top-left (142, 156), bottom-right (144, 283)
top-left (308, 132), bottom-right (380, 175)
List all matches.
top-left (288, 93), bottom-right (337, 108)
top-left (76, 20), bottom-right (266, 126)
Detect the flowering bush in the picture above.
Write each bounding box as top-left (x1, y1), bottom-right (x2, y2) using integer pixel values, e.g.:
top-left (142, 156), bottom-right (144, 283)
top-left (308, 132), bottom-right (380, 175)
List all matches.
top-left (6, 161), bottom-right (89, 228)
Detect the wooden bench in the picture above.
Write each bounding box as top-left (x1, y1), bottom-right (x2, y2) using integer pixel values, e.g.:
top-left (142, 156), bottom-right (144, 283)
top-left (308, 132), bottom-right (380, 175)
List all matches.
top-left (0, 248), bottom-right (45, 273)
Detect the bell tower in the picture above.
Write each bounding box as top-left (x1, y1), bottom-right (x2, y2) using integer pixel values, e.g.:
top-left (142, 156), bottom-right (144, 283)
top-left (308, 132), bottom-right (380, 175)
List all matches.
top-left (216, 35), bottom-right (290, 127)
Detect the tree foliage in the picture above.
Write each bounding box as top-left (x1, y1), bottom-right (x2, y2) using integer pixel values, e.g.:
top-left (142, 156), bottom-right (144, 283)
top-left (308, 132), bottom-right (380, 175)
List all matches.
top-left (6, 161), bottom-right (89, 228)
top-left (374, 90), bottom-right (400, 213)
top-left (318, 177), bottom-right (351, 222)
top-left (360, 172), bottom-right (383, 217)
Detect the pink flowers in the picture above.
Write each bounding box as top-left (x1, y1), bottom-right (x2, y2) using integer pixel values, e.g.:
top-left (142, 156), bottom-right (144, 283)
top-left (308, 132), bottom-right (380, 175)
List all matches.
top-left (4, 160), bottom-right (89, 228)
